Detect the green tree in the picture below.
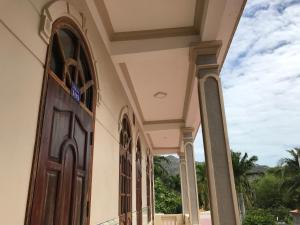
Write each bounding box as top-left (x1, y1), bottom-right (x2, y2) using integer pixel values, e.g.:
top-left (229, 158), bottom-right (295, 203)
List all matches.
top-left (154, 177), bottom-right (182, 214)
top-left (196, 163), bottom-right (209, 210)
top-left (153, 156), bottom-right (182, 214)
top-left (280, 148), bottom-right (300, 209)
top-left (243, 209), bottom-right (276, 225)
top-left (231, 151), bottom-right (258, 219)
top-left (254, 173), bottom-right (283, 208)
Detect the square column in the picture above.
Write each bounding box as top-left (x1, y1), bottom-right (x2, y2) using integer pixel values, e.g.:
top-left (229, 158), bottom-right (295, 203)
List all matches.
top-left (178, 153), bottom-right (190, 216)
top-left (182, 128), bottom-right (200, 225)
top-left (191, 41), bottom-right (240, 225)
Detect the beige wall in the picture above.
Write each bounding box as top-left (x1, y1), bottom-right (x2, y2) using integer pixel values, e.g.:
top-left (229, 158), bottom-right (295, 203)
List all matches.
top-left (0, 0), bottom-right (153, 225)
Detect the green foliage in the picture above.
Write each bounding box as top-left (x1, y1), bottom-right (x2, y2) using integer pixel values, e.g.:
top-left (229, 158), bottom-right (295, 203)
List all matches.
top-left (154, 177), bottom-right (182, 214)
top-left (196, 163), bottom-right (210, 210)
top-left (154, 156), bottom-right (182, 214)
top-left (267, 206), bottom-right (293, 225)
top-left (243, 209), bottom-right (276, 225)
top-left (253, 173), bottom-right (283, 208)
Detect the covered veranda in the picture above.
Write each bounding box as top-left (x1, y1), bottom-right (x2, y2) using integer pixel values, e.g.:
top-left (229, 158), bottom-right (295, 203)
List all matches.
top-left (87, 0), bottom-right (246, 224)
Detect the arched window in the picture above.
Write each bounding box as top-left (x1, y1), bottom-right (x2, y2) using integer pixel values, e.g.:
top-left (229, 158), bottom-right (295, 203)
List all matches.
top-left (119, 116), bottom-right (132, 225)
top-left (136, 139), bottom-right (142, 225)
top-left (49, 18), bottom-right (95, 113)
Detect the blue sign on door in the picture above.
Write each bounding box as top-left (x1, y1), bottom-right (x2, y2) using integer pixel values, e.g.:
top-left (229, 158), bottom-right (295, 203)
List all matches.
top-left (71, 83), bottom-right (81, 103)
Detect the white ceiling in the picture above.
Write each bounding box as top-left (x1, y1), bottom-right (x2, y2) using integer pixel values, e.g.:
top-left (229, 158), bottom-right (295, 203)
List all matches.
top-left (125, 48), bottom-right (189, 121)
top-left (103, 0), bottom-right (196, 32)
top-left (149, 129), bottom-right (180, 148)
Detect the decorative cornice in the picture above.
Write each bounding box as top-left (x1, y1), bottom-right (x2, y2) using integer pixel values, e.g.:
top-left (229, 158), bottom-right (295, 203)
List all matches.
top-left (189, 40), bottom-right (222, 64)
top-left (189, 40), bottom-right (222, 78)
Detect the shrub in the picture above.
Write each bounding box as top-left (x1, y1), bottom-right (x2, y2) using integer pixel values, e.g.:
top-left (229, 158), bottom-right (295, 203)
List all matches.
top-left (154, 178), bottom-right (182, 214)
top-left (243, 208), bottom-right (276, 225)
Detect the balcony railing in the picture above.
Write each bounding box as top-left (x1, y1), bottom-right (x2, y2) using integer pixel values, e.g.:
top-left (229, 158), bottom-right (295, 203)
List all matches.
top-left (154, 214), bottom-right (187, 225)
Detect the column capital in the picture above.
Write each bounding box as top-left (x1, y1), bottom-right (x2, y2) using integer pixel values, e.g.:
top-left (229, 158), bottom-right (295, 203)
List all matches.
top-left (189, 40), bottom-right (222, 79)
top-left (181, 127), bottom-right (194, 143)
top-left (178, 152), bottom-right (186, 161)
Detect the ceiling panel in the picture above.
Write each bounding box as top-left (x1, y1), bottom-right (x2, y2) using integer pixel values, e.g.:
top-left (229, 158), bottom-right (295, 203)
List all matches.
top-left (149, 129), bottom-right (180, 148)
top-left (103, 0), bottom-right (196, 32)
top-left (125, 49), bottom-right (190, 121)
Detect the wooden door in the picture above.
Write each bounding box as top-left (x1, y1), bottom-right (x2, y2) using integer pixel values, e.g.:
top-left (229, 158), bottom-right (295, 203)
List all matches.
top-left (26, 18), bottom-right (96, 225)
top-left (29, 76), bottom-right (93, 225)
top-left (136, 140), bottom-right (142, 225)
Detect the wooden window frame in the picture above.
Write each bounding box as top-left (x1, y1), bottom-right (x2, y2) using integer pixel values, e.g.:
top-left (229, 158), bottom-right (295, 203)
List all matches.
top-left (119, 115), bottom-right (133, 225)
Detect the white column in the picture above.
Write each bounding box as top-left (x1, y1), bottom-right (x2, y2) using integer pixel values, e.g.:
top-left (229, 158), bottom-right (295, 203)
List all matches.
top-left (182, 128), bottom-right (200, 225)
top-left (179, 153), bottom-right (189, 216)
top-left (192, 41), bottom-right (241, 225)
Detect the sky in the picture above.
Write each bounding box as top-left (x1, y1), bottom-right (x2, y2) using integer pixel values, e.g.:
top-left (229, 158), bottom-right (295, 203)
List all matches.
top-left (194, 0), bottom-right (300, 166)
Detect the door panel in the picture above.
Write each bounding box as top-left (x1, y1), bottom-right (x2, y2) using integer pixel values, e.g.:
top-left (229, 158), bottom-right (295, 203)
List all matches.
top-left (29, 75), bottom-right (93, 225)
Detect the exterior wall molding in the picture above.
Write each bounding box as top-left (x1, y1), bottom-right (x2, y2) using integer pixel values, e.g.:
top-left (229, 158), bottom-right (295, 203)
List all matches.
top-left (39, 0), bottom-right (101, 106)
top-left (118, 105), bottom-right (131, 133)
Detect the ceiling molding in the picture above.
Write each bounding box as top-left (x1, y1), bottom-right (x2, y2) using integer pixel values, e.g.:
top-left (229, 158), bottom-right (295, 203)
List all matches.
top-left (182, 61), bottom-right (196, 121)
top-left (119, 63), bottom-right (145, 122)
top-left (95, 0), bottom-right (208, 42)
top-left (152, 147), bottom-right (180, 155)
top-left (189, 40), bottom-right (222, 63)
top-left (143, 119), bottom-right (185, 132)
top-left (147, 133), bottom-right (155, 149)
top-left (194, 0), bottom-right (208, 35)
top-left (94, 0), bottom-right (114, 37)
top-left (111, 27), bottom-right (197, 42)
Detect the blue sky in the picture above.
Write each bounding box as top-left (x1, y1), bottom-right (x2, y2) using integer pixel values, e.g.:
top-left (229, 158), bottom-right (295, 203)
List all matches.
top-left (194, 0), bottom-right (300, 166)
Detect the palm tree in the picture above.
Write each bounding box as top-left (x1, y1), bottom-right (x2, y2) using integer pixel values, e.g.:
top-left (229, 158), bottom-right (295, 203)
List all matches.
top-left (196, 163), bottom-right (210, 210)
top-left (281, 148), bottom-right (300, 172)
top-left (231, 151), bottom-right (258, 220)
top-left (280, 148), bottom-right (300, 209)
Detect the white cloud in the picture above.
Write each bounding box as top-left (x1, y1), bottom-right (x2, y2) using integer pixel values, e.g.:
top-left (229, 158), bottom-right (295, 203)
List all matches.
top-left (195, 0), bottom-right (300, 166)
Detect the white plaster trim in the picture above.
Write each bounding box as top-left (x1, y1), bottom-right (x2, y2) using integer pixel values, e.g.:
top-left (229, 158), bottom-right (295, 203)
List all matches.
top-left (135, 129), bottom-right (141, 153)
top-left (39, 0), bottom-right (101, 106)
top-left (118, 105), bottom-right (130, 133)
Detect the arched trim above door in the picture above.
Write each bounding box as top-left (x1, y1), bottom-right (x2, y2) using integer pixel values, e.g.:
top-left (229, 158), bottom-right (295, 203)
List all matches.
top-left (39, 0), bottom-right (101, 106)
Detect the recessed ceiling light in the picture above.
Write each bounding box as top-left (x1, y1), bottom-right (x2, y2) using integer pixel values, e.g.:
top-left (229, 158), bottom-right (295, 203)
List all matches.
top-left (153, 91), bottom-right (167, 99)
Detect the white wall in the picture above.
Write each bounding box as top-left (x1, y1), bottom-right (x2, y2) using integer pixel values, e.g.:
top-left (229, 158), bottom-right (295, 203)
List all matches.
top-left (0, 0), bottom-right (153, 225)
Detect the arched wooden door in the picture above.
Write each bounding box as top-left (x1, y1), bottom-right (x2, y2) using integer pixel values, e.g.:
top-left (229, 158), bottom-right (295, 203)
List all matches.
top-left (119, 116), bottom-right (132, 225)
top-left (136, 139), bottom-right (142, 225)
top-left (26, 17), bottom-right (96, 225)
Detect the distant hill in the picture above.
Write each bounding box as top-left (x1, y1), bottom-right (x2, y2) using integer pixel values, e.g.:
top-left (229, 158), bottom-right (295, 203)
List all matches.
top-left (158, 155), bottom-right (269, 178)
top-left (161, 155), bottom-right (180, 176)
